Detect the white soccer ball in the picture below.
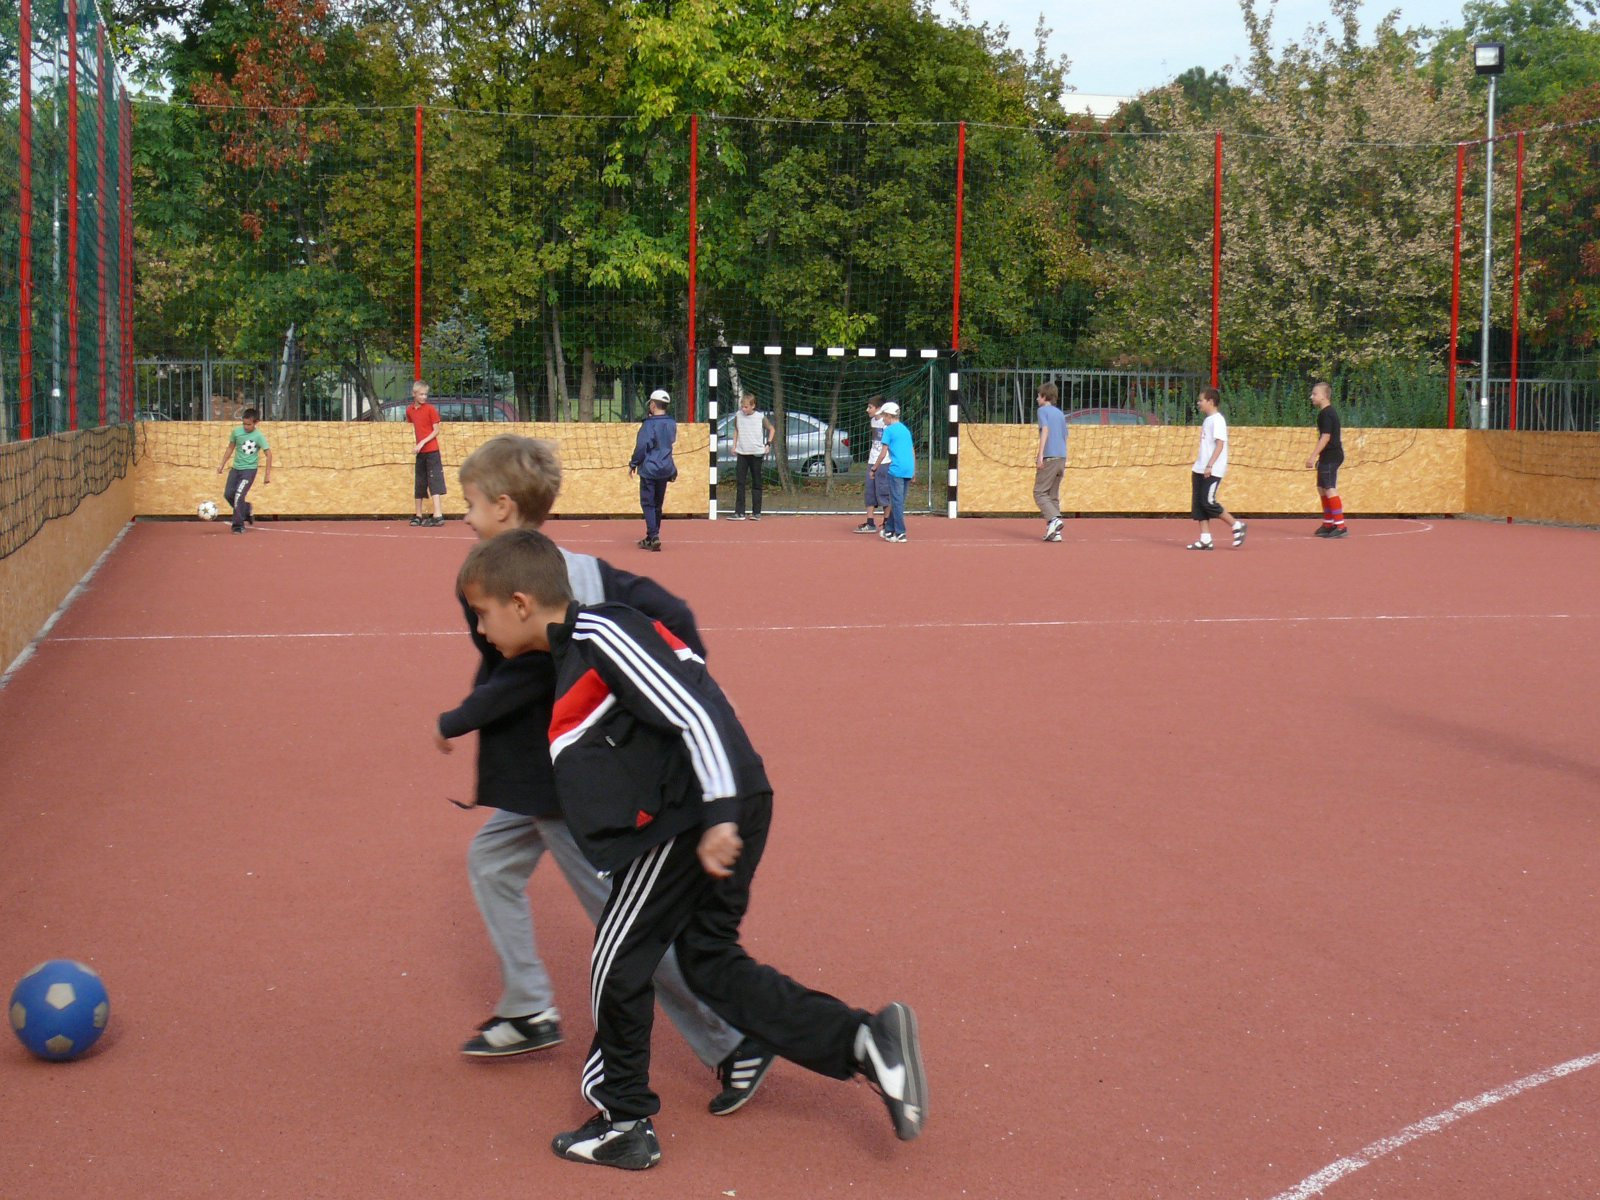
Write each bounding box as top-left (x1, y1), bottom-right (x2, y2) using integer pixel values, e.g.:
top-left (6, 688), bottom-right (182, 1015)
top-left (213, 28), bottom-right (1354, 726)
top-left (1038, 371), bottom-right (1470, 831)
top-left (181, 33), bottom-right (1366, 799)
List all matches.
top-left (197, 500), bottom-right (218, 521)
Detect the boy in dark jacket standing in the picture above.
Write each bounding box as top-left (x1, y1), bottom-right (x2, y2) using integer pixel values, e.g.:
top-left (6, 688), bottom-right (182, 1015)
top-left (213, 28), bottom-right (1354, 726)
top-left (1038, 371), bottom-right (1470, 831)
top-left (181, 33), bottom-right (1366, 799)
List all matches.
top-left (435, 436), bottom-right (770, 1117)
top-left (628, 388), bottom-right (677, 551)
top-left (457, 528), bottom-right (927, 1172)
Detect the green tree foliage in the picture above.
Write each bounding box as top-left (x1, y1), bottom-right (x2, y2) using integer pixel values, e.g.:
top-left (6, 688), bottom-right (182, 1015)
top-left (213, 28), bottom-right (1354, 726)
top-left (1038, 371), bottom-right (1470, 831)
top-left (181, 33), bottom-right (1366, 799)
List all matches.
top-left (107, 0), bottom-right (1600, 425)
top-left (1090, 0), bottom-right (1479, 383)
top-left (1426, 0), bottom-right (1600, 112)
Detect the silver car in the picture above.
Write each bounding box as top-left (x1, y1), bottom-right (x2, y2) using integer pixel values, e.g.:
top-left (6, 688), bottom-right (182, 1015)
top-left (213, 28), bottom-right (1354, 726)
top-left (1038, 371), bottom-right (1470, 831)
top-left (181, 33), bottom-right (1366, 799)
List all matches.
top-left (717, 411), bottom-right (854, 479)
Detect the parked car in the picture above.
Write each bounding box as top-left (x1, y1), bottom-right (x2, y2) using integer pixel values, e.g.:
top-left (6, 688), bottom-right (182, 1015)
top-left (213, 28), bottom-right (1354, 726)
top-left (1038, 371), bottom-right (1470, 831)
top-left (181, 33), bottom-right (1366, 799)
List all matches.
top-left (1063, 407), bottom-right (1163, 425)
top-left (367, 396), bottom-right (517, 422)
top-left (717, 411), bottom-right (853, 478)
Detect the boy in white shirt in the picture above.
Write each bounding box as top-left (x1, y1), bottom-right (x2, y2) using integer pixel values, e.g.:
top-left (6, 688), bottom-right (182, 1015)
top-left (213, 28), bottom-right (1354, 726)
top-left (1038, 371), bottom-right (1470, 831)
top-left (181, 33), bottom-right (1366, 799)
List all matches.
top-left (1187, 386), bottom-right (1247, 550)
top-left (854, 397), bottom-right (890, 534)
top-left (727, 392), bottom-right (775, 520)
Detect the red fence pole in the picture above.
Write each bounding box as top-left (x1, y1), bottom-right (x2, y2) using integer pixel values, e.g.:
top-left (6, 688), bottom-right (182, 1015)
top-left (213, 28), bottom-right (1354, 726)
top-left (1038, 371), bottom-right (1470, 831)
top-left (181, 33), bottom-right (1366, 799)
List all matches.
top-left (1211, 131), bottom-right (1222, 389)
top-left (1509, 131), bottom-right (1524, 431)
top-left (687, 113), bottom-right (698, 423)
top-left (1447, 144), bottom-right (1466, 430)
top-left (67, 0), bottom-right (80, 430)
top-left (97, 27), bottom-right (108, 426)
top-left (122, 94), bottom-right (134, 419)
top-left (18, 0), bottom-right (34, 439)
top-left (952, 121), bottom-right (966, 352)
top-left (413, 105), bottom-right (423, 382)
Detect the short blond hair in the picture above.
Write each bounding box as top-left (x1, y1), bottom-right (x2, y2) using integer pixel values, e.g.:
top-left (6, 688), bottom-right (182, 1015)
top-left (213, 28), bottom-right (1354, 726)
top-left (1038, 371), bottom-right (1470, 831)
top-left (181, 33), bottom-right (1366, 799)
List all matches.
top-left (411, 380), bottom-right (429, 398)
top-left (459, 435), bottom-right (562, 525)
top-left (458, 528), bottom-right (573, 606)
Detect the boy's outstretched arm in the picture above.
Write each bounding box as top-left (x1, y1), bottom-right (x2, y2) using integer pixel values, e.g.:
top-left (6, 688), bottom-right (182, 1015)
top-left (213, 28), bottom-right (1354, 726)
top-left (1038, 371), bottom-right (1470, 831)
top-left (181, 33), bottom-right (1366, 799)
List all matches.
top-left (436, 654), bottom-right (556, 747)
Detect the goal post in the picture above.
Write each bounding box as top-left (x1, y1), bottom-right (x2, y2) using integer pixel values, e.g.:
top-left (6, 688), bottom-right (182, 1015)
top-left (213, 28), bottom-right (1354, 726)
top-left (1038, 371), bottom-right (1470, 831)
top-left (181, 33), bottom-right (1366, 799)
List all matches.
top-left (703, 345), bottom-right (953, 518)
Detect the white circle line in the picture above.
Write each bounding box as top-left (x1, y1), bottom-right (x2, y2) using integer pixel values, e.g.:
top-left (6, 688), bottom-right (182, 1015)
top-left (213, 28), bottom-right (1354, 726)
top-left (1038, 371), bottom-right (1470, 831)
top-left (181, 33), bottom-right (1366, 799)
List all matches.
top-left (39, 611), bottom-right (1598, 645)
top-left (1261, 1050), bottom-right (1600, 1200)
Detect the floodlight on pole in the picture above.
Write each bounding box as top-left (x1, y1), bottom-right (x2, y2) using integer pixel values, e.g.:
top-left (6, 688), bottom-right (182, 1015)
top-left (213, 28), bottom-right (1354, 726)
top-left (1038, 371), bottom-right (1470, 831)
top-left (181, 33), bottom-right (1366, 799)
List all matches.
top-left (1475, 42), bottom-right (1505, 430)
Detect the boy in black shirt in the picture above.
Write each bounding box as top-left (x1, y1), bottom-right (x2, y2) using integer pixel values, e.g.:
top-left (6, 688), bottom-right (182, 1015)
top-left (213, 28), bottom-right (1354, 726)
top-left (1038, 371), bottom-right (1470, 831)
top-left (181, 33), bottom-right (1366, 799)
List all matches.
top-left (457, 527), bottom-right (928, 1172)
top-left (1305, 381), bottom-right (1347, 537)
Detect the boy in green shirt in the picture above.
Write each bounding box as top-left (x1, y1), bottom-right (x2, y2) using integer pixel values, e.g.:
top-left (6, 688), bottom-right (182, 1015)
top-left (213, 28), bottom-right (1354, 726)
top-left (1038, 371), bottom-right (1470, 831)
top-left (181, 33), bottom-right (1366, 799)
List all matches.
top-left (214, 407), bottom-right (272, 533)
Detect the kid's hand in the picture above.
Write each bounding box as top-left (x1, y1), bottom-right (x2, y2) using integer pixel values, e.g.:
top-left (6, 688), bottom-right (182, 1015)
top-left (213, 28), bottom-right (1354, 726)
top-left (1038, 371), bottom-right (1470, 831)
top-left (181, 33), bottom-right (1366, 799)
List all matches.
top-left (698, 823), bottom-right (742, 879)
top-left (1305, 457), bottom-right (1316, 469)
top-left (433, 726), bottom-right (451, 754)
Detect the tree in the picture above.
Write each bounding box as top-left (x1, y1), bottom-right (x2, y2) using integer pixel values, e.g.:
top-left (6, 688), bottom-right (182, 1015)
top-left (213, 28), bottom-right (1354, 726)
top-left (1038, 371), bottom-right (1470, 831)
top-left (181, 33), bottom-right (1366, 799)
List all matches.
top-left (1089, 0), bottom-right (1481, 385)
top-left (1425, 0), bottom-right (1600, 113)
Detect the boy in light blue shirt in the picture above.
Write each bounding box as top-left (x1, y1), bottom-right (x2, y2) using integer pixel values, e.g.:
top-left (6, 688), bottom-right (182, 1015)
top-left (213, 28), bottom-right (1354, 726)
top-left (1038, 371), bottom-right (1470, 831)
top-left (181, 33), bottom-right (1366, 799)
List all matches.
top-left (1034, 382), bottom-right (1068, 542)
top-left (879, 401), bottom-right (914, 543)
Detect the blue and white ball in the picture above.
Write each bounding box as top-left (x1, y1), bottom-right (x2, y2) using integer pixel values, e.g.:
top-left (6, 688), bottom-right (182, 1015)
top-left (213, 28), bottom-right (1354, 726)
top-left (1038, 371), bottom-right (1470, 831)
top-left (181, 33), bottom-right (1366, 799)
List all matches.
top-left (9, 960), bottom-right (110, 1061)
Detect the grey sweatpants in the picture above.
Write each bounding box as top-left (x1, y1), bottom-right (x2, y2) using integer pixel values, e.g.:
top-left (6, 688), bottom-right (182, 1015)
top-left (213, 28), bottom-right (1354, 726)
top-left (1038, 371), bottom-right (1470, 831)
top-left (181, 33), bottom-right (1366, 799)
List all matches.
top-left (1034, 458), bottom-right (1065, 521)
top-left (467, 808), bottom-right (744, 1067)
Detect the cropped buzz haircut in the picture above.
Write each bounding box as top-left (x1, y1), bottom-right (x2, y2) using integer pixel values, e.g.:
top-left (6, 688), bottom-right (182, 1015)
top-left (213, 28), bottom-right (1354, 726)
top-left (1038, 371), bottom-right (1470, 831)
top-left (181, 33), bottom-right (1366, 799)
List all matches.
top-left (457, 528), bottom-right (574, 608)
top-left (458, 435), bottom-right (562, 525)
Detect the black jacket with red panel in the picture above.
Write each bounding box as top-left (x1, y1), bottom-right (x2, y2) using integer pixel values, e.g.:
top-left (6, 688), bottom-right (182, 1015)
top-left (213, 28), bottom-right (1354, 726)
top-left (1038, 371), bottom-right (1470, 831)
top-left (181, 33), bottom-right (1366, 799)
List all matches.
top-left (547, 601), bottom-right (771, 873)
top-left (437, 550), bottom-right (707, 817)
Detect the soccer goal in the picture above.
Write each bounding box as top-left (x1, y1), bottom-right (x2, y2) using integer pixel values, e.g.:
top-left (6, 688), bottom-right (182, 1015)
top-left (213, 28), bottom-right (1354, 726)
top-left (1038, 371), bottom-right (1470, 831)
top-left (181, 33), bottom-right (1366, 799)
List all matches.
top-left (702, 345), bottom-right (956, 518)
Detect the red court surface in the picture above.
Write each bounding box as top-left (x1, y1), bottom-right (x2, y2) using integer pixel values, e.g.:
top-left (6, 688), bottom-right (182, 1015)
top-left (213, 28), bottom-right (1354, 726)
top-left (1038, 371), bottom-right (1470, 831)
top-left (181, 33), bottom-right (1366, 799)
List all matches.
top-left (3, 514), bottom-right (1599, 1199)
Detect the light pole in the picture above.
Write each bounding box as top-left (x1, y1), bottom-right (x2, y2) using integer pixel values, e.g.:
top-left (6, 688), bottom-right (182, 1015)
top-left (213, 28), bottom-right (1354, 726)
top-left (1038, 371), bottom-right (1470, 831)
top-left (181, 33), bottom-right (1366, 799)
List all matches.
top-left (1475, 41), bottom-right (1506, 430)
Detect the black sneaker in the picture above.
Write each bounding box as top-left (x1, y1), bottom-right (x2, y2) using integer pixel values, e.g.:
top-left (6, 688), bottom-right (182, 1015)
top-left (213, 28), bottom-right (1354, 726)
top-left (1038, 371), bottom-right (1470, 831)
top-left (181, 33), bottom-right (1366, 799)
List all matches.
top-left (461, 1011), bottom-right (562, 1057)
top-left (726, 512), bottom-right (745, 521)
top-left (853, 521), bottom-right (877, 534)
top-left (552, 1113), bottom-right (661, 1171)
top-left (409, 516), bottom-right (424, 526)
top-left (647, 537), bottom-right (662, 551)
top-left (709, 1038), bottom-right (777, 1116)
top-left (423, 516), bottom-right (445, 527)
top-left (1326, 525), bottom-right (1348, 538)
top-left (856, 1002), bottom-right (927, 1141)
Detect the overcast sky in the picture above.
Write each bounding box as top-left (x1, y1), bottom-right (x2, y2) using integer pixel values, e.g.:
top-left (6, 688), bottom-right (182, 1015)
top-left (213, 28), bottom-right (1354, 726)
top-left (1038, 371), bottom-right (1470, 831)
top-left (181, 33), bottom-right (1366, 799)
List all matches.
top-left (939, 0), bottom-right (1472, 96)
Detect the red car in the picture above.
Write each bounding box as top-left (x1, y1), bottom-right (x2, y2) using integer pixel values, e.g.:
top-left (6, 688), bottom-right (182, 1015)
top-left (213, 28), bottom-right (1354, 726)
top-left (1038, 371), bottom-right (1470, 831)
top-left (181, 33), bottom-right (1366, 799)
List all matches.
top-left (1062, 407), bottom-right (1164, 425)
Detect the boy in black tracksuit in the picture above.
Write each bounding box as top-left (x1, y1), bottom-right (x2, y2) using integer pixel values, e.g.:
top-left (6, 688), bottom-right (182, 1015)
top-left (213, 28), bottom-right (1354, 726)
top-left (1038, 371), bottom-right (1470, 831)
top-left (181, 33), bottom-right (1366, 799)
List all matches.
top-left (435, 436), bottom-right (764, 1113)
top-left (456, 528), bottom-right (928, 1172)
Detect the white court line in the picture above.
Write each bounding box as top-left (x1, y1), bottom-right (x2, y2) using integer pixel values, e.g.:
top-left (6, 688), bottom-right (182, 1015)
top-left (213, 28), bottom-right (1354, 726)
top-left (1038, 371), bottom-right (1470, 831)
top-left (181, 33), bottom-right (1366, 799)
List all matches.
top-left (0, 523), bottom-right (134, 690)
top-left (238, 518), bottom-right (1437, 547)
top-left (1262, 1050), bottom-right (1600, 1200)
top-left (42, 610), bottom-right (1599, 645)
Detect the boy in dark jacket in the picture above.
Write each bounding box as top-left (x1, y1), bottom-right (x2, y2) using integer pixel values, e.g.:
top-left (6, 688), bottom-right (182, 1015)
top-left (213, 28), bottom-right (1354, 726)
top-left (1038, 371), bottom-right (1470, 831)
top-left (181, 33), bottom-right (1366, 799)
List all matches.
top-left (435, 436), bottom-right (769, 1117)
top-left (628, 388), bottom-right (677, 551)
top-left (457, 527), bottom-right (927, 1172)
